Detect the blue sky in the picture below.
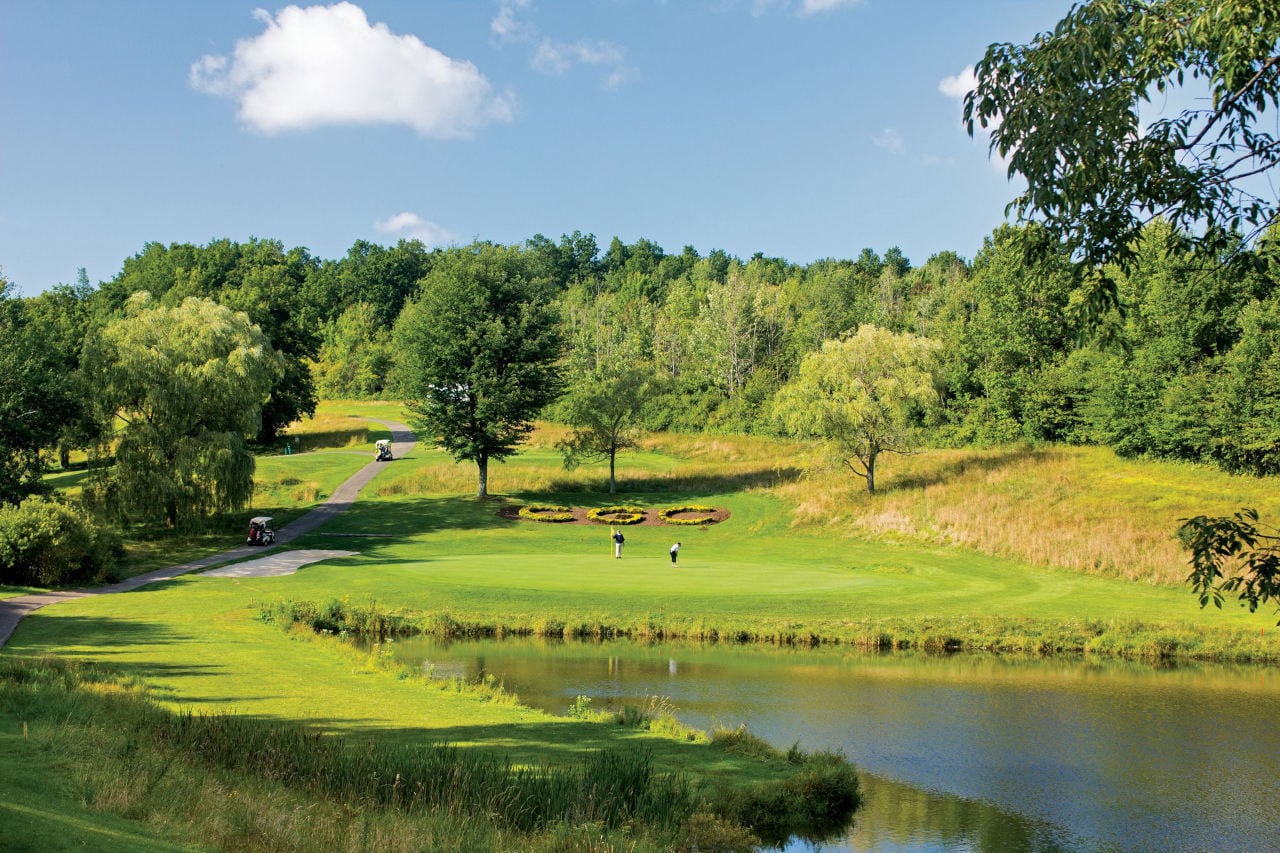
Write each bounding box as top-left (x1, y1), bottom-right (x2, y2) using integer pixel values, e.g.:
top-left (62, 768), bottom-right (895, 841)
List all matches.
top-left (1, 0), bottom-right (1073, 296)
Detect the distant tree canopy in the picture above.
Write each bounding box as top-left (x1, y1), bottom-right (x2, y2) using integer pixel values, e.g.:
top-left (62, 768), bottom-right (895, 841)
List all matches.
top-left (7, 207), bottom-right (1279, 507)
top-left (100, 238), bottom-right (320, 442)
top-left (82, 294), bottom-right (282, 528)
top-left (0, 276), bottom-right (83, 506)
top-left (965, 0), bottom-right (1280, 612)
top-left (394, 244), bottom-right (563, 498)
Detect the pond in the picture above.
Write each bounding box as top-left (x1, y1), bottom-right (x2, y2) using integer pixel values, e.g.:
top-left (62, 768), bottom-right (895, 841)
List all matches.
top-left (388, 636), bottom-right (1280, 852)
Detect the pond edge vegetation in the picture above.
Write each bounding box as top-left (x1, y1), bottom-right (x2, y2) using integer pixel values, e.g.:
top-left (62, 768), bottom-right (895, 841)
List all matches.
top-left (258, 597), bottom-right (1280, 664)
top-left (1, 652), bottom-right (859, 852)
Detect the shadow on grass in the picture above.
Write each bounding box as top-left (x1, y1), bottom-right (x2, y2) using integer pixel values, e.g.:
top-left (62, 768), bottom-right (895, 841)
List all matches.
top-left (279, 422), bottom-right (388, 453)
top-left (884, 447), bottom-right (1046, 493)
top-left (297, 495), bottom-right (517, 549)
top-left (12, 614), bottom-right (189, 649)
top-left (42, 468), bottom-right (92, 491)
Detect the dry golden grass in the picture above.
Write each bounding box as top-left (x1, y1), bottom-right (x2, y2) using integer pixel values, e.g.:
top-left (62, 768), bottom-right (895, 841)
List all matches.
top-left (356, 413), bottom-right (1272, 588)
top-left (778, 444), bottom-right (1280, 586)
top-left (282, 412), bottom-right (374, 450)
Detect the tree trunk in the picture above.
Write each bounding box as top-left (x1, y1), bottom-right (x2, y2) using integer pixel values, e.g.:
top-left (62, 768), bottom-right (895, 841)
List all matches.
top-left (477, 454), bottom-right (489, 498)
top-left (865, 452), bottom-right (877, 495)
top-left (608, 449), bottom-right (617, 495)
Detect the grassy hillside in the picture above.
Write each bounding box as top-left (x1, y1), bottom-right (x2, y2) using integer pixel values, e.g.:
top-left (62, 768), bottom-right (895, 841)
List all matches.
top-left (5, 401), bottom-right (1279, 849)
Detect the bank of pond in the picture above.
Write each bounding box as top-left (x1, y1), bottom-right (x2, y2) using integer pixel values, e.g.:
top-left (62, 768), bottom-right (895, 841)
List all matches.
top-left (379, 632), bottom-right (1280, 853)
top-left (258, 597), bottom-right (1280, 664)
top-left (260, 599), bottom-right (1280, 851)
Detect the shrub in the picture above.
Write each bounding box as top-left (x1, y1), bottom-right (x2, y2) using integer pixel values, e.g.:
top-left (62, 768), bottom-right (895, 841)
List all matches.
top-left (0, 495), bottom-right (121, 586)
top-left (518, 504), bottom-right (575, 523)
top-left (658, 505), bottom-right (719, 525)
top-left (586, 505), bottom-right (646, 525)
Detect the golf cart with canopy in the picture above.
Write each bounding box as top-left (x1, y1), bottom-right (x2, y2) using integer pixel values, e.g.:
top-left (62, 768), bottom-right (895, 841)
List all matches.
top-left (375, 439), bottom-right (393, 462)
top-left (246, 516), bottom-right (275, 546)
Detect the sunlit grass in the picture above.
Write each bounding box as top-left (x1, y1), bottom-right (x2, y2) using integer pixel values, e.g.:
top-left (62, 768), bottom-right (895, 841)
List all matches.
top-left (776, 444), bottom-right (1280, 585)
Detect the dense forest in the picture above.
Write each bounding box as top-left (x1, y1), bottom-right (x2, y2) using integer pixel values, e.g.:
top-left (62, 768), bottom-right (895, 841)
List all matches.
top-left (8, 220), bottom-right (1280, 473)
top-left (4, 220), bottom-right (1280, 581)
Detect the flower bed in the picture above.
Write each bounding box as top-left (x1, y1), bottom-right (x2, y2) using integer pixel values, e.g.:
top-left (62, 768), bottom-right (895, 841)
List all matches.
top-left (586, 506), bottom-right (647, 525)
top-left (658, 505), bottom-right (720, 525)
top-left (518, 504), bottom-right (575, 523)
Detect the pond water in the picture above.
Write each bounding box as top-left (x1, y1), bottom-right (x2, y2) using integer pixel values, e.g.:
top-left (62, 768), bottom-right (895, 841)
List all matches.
top-left (389, 636), bottom-right (1280, 852)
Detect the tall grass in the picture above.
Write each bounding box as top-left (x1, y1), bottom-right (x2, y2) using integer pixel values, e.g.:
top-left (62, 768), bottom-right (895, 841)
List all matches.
top-left (261, 598), bottom-right (1280, 663)
top-left (776, 444), bottom-right (1280, 585)
top-left (1, 654), bottom-right (859, 852)
top-left (369, 422), bottom-right (1279, 589)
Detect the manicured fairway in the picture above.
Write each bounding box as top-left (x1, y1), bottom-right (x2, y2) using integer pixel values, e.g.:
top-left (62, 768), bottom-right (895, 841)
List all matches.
top-left (7, 439), bottom-right (1274, 743)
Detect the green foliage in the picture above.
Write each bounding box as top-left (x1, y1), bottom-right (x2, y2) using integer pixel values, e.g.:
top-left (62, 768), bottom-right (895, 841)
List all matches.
top-left (772, 325), bottom-right (941, 493)
top-left (707, 741), bottom-right (860, 847)
top-left (966, 0), bottom-right (1280, 269)
top-left (556, 366), bottom-right (654, 494)
top-left (311, 301), bottom-right (394, 398)
top-left (0, 495), bottom-right (121, 585)
top-left (394, 243), bottom-right (563, 497)
top-left (101, 238), bottom-right (321, 442)
top-left (1179, 508), bottom-right (1280, 621)
top-left (0, 278), bottom-right (84, 505)
top-left (257, 598), bottom-right (418, 641)
top-left (81, 294), bottom-right (283, 528)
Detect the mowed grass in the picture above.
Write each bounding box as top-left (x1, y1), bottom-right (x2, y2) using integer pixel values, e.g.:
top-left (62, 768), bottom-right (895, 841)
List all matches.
top-left (5, 401), bottom-right (1280, 847)
top-left (13, 413), bottom-right (1277, 679)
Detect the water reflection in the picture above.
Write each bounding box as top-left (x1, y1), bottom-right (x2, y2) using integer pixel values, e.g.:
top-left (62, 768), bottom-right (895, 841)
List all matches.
top-left (391, 636), bottom-right (1280, 852)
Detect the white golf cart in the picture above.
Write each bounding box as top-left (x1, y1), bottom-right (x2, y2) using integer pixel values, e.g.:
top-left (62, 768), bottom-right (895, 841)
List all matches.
top-left (375, 439), bottom-right (393, 462)
top-left (246, 516), bottom-right (275, 546)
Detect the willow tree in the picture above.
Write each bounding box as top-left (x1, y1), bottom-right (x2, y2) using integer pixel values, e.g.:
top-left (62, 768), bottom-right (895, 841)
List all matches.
top-left (83, 294), bottom-right (282, 528)
top-left (771, 325), bottom-right (940, 494)
top-left (394, 244), bottom-right (563, 498)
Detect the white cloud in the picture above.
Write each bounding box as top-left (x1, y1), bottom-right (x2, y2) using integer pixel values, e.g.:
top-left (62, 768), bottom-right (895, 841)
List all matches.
top-left (752, 0), bottom-right (862, 15)
top-left (491, 0), bottom-right (536, 44)
top-left (191, 3), bottom-right (515, 138)
top-left (921, 154), bottom-right (956, 168)
top-left (939, 64), bottom-right (1009, 172)
top-left (374, 212), bottom-right (457, 246)
top-left (799, 0), bottom-right (864, 14)
top-left (872, 127), bottom-right (906, 155)
top-left (491, 1), bottom-right (636, 87)
top-left (938, 65), bottom-right (977, 101)
top-left (533, 38), bottom-right (636, 88)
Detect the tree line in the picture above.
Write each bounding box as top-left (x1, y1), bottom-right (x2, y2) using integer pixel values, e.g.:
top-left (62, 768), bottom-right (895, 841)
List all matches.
top-left (2, 216), bottom-right (1278, 503)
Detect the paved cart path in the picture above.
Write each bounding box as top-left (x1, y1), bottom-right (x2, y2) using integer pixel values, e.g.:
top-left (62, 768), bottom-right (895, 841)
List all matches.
top-left (0, 419), bottom-right (415, 649)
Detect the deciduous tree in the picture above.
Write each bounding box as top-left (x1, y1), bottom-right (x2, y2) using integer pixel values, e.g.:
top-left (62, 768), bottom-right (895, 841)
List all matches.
top-left (394, 244), bottom-right (562, 498)
top-left (82, 294), bottom-right (282, 527)
top-left (966, 0), bottom-right (1280, 272)
top-left (0, 276), bottom-right (82, 505)
top-left (557, 366), bottom-right (654, 495)
top-left (771, 326), bottom-right (940, 494)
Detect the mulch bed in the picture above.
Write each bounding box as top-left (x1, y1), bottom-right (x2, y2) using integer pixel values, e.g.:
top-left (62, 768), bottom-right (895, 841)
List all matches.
top-left (498, 506), bottom-right (730, 526)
